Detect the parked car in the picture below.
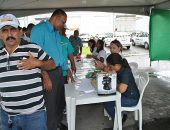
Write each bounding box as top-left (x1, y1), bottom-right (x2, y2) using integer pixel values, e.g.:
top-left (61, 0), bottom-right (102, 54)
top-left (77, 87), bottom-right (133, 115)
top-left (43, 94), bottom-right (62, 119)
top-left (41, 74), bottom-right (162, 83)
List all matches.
top-left (104, 32), bottom-right (131, 49)
top-left (95, 33), bottom-right (106, 40)
top-left (79, 33), bottom-right (91, 42)
top-left (131, 32), bottom-right (149, 49)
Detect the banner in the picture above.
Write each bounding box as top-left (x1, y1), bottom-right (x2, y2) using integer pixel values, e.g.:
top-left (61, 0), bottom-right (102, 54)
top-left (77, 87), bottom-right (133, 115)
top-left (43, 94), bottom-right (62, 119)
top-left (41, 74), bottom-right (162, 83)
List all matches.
top-left (150, 9), bottom-right (170, 61)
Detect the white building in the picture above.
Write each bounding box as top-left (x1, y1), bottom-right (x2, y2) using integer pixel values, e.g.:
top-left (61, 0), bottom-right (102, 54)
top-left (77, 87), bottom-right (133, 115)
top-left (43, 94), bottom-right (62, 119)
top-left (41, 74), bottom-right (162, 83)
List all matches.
top-left (18, 11), bottom-right (149, 35)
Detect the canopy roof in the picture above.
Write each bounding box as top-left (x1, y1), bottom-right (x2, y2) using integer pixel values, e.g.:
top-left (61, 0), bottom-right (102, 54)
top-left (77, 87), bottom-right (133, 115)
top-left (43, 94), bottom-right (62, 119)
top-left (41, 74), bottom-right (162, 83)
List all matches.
top-left (0, 0), bottom-right (170, 17)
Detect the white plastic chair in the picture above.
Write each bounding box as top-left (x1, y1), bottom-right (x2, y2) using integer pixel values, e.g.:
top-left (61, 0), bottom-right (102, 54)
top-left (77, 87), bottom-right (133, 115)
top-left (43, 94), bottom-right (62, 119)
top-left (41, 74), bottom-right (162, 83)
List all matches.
top-left (129, 62), bottom-right (138, 75)
top-left (114, 72), bottom-right (149, 130)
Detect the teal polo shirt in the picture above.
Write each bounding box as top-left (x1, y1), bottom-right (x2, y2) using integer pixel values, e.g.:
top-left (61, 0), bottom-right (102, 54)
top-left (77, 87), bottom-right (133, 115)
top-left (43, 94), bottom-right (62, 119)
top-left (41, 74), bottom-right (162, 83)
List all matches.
top-left (30, 20), bottom-right (68, 71)
top-left (69, 35), bottom-right (83, 56)
top-left (60, 35), bottom-right (74, 76)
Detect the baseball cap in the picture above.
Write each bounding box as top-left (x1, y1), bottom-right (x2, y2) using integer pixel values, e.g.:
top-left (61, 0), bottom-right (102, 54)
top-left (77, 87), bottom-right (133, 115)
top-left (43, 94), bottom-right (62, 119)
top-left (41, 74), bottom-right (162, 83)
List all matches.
top-left (0, 14), bottom-right (20, 29)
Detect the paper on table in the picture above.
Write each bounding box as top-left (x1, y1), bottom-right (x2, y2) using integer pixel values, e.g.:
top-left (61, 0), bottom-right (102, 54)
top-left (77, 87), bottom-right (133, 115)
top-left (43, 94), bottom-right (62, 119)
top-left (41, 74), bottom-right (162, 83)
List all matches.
top-left (75, 78), bottom-right (95, 93)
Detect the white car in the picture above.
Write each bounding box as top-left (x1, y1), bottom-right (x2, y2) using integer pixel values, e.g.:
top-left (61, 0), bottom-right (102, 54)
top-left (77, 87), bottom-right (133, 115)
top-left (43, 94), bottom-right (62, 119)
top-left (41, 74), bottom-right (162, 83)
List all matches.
top-left (131, 32), bottom-right (149, 49)
top-left (104, 32), bottom-right (131, 49)
top-left (79, 34), bottom-right (91, 42)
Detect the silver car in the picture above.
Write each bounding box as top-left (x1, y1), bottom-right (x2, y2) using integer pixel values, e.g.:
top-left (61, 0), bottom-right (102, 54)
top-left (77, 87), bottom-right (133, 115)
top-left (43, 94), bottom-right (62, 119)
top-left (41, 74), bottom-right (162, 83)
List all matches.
top-left (131, 32), bottom-right (149, 49)
top-left (104, 32), bottom-right (131, 50)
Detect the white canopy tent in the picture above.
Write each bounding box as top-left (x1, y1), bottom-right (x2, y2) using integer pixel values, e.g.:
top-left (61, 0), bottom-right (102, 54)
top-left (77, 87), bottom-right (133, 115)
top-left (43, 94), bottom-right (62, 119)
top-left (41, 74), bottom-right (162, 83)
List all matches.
top-left (0, 0), bottom-right (170, 17)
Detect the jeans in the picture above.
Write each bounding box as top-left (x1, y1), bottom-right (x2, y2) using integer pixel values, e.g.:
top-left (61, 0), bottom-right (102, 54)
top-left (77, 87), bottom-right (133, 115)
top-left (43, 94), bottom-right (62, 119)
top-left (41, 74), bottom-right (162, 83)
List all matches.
top-left (103, 95), bottom-right (139, 122)
top-left (1, 109), bottom-right (47, 130)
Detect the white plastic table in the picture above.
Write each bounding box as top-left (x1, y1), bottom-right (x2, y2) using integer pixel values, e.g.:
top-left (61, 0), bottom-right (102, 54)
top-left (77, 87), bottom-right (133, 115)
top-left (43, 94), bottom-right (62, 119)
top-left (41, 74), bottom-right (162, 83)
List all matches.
top-left (65, 58), bottom-right (122, 130)
top-left (65, 83), bottom-right (122, 130)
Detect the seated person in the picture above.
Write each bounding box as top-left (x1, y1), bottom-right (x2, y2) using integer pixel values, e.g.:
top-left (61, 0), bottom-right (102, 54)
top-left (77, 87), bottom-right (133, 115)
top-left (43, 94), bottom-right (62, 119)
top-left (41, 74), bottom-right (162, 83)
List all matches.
top-left (87, 39), bottom-right (97, 54)
top-left (110, 39), bottom-right (123, 55)
top-left (95, 39), bottom-right (123, 70)
top-left (87, 39), bottom-right (106, 63)
top-left (103, 53), bottom-right (140, 126)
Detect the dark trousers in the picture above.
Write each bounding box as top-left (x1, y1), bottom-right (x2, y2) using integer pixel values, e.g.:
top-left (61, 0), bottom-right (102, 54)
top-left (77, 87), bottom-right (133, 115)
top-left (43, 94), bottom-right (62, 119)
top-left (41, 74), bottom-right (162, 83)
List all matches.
top-left (44, 68), bottom-right (64, 130)
top-left (63, 76), bottom-right (68, 84)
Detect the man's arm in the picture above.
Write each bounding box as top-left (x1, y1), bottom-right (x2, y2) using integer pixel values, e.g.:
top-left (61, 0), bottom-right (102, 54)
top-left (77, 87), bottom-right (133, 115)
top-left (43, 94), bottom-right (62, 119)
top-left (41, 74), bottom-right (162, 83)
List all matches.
top-left (67, 69), bottom-right (75, 83)
top-left (37, 59), bottom-right (56, 70)
top-left (68, 53), bottom-right (76, 73)
top-left (42, 71), bottom-right (52, 92)
top-left (79, 47), bottom-right (82, 55)
top-left (79, 37), bottom-right (83, 55)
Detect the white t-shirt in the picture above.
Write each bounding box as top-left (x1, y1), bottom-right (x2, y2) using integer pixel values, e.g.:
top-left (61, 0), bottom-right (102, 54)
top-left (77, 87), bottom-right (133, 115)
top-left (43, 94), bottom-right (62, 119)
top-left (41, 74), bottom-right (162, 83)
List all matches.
top-left (97, 50), bottom-right (106, 60)
top-left (22, 33), bottom-right (30, 42)
top-left (94, 49), bottom-right (107, 62)
top-left (92, 47), bottom-right (97, 55)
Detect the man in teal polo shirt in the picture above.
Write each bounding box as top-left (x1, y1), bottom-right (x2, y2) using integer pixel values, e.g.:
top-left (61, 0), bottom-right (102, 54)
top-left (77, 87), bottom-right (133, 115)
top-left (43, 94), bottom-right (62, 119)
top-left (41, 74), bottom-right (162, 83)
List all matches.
top-left (30, 9), bottom-right (68, 130)
top-left (60, 27), bottom-right (75, 83)
top-left (59, 27), bottom-right (76, 123)
top-left (69, 30), bottom-right (83, 56)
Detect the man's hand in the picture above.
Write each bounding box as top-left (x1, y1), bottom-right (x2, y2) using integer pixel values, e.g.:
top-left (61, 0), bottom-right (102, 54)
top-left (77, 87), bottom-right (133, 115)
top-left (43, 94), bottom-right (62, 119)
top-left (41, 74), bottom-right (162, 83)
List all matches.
top-left (17, 52), bottom-right (42, 70)
top-left (67, 69), bottom-right (75, 83)
top-left (95, 60), bottom-right (105, 70)
top-left (71, 65), bottom-right (76, 74)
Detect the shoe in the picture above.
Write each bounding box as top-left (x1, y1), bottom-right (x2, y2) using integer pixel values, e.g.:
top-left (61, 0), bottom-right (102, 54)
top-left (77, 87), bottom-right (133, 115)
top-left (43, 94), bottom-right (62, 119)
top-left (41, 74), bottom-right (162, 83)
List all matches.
top-left (57, 123), bottom-right (68, 130)
top-left (122, 113), bottom-right (128, 125)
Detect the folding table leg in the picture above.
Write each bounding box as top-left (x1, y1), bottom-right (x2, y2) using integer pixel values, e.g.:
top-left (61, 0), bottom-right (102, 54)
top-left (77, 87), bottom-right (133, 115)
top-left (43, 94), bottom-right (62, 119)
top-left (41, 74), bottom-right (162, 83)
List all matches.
top-left (115, 98), bottom-right (122, 130)
top-left (66, 97), bottom-right (71, 130)
top-left (113, 107), bottom-right (118, 130)
top-left (71, 98), bottom-right (76, 130)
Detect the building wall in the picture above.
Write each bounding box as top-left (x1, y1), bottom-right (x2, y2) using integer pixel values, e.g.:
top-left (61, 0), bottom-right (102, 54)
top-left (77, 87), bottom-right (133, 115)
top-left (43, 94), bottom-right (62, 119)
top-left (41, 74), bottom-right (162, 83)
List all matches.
top-left (18, 12), bottom-right (149, 35)
top-left (115, 15), bottom-right (136, 33)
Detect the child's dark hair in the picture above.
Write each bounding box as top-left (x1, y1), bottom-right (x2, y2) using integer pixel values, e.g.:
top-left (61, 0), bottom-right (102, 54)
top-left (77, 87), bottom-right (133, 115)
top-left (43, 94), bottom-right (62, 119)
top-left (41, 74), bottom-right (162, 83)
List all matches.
top-left (88, 39), bottom-right (96, 53)
top-left (96, 39), bottom-right (104, 53)
top-left (110, 39), bottom-right (123, 52)
top-left (106, 53), bottom-right (130, 68)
